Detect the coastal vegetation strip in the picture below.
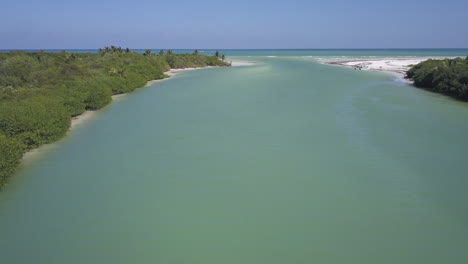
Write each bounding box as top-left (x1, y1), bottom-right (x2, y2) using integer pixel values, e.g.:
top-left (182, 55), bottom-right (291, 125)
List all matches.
top-left (406, 57), bottom-right (468, 100)
top-left (0, 48), bottom-right (230, 187)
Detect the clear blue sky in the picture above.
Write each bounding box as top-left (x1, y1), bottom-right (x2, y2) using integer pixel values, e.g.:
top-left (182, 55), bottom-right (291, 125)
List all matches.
top-left (1, 0), bottom-right (467, 49)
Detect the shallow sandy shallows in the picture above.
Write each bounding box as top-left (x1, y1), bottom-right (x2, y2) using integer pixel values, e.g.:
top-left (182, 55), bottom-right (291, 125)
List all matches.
top-left (231, 60), bottom-right (256, 67)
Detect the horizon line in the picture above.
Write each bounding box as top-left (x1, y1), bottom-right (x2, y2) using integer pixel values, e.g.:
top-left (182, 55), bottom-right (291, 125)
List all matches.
top-left (1, 48), bottom-right (468, 51)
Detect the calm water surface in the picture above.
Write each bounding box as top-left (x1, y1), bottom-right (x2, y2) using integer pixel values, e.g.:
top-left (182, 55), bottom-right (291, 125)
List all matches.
top-left (1, 51), bottom-right (468, 263)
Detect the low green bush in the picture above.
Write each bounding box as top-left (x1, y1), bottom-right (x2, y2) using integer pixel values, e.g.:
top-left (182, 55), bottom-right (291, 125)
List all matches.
top-left (0, 133), bottom-right (24, 187)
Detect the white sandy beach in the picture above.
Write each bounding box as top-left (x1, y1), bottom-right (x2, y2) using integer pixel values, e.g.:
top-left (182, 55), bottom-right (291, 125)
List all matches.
top-left (326, 58), bottom-right (429, 75)
top-left (165, 60), bottom-right (255, 77)
top-left (325, 57), bottom-right (461, 76)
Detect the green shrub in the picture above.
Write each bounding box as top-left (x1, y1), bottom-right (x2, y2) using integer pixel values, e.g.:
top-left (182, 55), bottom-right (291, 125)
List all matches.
top-left (0, 96), bottom-right (70, 149)
top-left (0, 133), bottom-right (24, 187)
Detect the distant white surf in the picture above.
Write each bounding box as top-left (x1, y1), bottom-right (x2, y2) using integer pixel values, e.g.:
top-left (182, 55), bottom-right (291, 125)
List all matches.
top-left (231, 60), bottom-right (256, 66)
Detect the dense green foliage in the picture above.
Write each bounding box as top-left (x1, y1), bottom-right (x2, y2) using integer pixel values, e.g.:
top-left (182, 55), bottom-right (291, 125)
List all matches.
top-left (0, 133), bottom-right (23, 186)
top-left (0, 49), bottom-right (230, 187)
top-left (406, 57), bottom-right (468, 100)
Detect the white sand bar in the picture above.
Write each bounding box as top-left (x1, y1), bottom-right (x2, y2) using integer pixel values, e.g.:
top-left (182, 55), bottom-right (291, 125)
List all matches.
top-left (326, 58), bottom-right (430, 75)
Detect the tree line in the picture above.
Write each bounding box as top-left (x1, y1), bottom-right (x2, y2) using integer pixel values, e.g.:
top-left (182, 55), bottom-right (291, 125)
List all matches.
top-left (0, 48), bottom-right (230, 187)
top-left (98, 47), bottom-right (228, 60)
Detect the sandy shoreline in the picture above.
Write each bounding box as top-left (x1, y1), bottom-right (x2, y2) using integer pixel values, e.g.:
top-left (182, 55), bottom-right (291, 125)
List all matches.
top-left (69, 61), bottom-right (254, 133)
top-left (325, 58), bottom-right (429, 76)
top-left (325, 57), bottom-right (460, 77)
top-left (22, 61), bottom-right (253, 161)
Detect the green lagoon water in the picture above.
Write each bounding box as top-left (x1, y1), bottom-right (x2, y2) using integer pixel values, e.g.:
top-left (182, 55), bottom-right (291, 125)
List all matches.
top-left (1, 50), bottom-right (468, 263)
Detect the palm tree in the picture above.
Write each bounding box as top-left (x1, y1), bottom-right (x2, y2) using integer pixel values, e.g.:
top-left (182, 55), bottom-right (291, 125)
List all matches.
top-left (215, 51), bottom-right (219, 57)
top-left (221, 54), bottom-right (225, 61)
top-left (159, 50), bottom-right (165, 55)
top-left (144, 49), bottom-right (151, 56)
top-left (193, 49), bottom-right (199, 55)
top-left (125, 48), bottom-right (130, 53)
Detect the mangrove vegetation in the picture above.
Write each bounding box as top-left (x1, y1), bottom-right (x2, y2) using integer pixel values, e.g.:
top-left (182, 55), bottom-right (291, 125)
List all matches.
top-left (0, 48), bottom-right (230, 187)
top-left (406, 57), bottom-right (468, 100)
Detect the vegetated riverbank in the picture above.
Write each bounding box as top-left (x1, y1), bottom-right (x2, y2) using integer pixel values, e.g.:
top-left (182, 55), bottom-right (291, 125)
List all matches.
top-left (65, 59), bottom-right (255, 132)
top-left (21, 62), bottom-right (254, 162)
top-left (0, 48), bottom-right (231, 188)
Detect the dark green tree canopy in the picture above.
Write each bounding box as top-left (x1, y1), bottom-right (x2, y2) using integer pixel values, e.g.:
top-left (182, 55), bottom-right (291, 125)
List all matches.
top-left (406, 57), bottom-right (468, 100)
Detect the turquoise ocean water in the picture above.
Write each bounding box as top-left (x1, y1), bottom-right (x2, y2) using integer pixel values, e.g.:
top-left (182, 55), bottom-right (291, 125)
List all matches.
top-left (1, 49), bottom-right (468, 263)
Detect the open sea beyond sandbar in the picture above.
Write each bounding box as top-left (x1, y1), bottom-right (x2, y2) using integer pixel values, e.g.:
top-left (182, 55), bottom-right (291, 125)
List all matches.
top-left (1, 49), bottom-right (468, 263)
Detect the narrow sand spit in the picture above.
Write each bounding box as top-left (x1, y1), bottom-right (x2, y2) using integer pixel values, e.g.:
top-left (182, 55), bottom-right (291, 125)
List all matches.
top-left (326, 58), bottom-right (428, 75)
top-left (325, 57), bottom-right (459, 77)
